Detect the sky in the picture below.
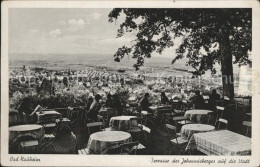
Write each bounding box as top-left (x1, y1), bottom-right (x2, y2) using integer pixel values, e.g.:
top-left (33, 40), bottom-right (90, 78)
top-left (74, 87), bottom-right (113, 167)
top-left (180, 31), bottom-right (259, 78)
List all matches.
top-left (9, 8), bottom-right (180, 58)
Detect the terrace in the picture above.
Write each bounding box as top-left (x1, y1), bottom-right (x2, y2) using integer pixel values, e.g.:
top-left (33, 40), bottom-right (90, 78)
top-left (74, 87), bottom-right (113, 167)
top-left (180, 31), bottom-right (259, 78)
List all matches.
top-left (9, 79), bottom-right (252, 155)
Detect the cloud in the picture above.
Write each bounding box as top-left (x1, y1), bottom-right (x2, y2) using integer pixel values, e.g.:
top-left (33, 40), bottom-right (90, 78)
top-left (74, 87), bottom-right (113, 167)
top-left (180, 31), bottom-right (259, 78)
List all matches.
top-left (84, 12), bottom-right (102, 23)
top-left (49, 29), bottom-right (61, 37)
top-left (65, 19), bottom-right (86, 32)
top-left (91, 12), bottom-right (102, 20)
top-left (68, 19), bottom-right (85, 27)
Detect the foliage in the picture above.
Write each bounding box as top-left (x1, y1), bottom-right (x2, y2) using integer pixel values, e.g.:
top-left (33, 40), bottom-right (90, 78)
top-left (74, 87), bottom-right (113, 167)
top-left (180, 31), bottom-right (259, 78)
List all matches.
top-left (10, 90), bottom-right (90, 115)
top-left (108, 8), bottom-right (252, 76)
top-left (9, 78), bottom-right (33, 97)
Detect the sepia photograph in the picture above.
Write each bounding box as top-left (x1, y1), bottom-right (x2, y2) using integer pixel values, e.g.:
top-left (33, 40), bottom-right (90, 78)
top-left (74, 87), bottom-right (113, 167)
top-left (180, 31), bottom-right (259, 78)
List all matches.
top-left (1, 1), bottom-right (260, 166)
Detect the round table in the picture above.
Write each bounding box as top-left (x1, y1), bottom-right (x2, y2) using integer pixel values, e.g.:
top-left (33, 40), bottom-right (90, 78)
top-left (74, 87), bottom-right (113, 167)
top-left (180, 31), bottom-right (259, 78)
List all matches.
top-left (184, 109), bottom-right (213, 123)
top-left (180, 124), bottom-right (215, 140)
top-left (109, 116), bottom-right (137, 131)
top-left (9, 124), bottom-right (44, 145)
top-left (86, 131), bottom-right (131, 154)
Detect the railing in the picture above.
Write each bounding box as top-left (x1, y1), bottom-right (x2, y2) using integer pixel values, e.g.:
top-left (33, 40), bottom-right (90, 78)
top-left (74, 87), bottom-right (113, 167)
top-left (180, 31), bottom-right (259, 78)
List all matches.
top-left (42, 106), bottom-right (88, 111)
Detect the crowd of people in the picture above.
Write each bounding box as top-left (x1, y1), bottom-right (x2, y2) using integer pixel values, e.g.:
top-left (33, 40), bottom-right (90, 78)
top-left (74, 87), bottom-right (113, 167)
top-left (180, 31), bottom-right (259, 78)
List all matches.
top-left (81, 87), bottom-right (222, 124)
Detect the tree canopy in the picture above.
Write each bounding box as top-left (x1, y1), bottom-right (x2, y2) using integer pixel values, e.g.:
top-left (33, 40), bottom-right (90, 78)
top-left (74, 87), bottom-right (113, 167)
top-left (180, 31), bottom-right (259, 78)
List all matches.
top-left (108, 8), bottom-right (252, 76)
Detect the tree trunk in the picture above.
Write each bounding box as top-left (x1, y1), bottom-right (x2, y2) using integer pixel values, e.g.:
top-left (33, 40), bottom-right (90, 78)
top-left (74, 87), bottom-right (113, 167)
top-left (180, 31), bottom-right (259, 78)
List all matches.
top-left (220, 27), bottom-right (234, 99)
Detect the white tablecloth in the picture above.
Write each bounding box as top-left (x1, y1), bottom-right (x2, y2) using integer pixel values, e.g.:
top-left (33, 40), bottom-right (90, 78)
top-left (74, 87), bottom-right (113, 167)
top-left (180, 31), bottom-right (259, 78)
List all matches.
top-left (86, 131), bottom-right (131, 154)
top-left (180, 124), bottom-right (215, 140)
top-left (36, 111), bottom-right (61, 124)
top-left (186, 130), bottom-right (251, 155)
top-left (9, 124), bottom-right (44, 144)
top-left (109, 116), bottom-right (137, 131)
top-left (184, 110), bottom-right (213, 123)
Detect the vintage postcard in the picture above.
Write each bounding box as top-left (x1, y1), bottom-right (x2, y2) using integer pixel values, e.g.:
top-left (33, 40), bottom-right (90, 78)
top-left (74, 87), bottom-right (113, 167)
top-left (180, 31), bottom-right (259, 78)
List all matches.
top-left (1, 0), bottom-right (260, 166)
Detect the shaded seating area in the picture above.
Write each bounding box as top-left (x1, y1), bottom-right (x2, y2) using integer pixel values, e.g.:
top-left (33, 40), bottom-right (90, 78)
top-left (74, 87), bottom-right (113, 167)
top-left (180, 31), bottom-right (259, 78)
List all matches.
top-left (9, 93), bottom-right (252, 155)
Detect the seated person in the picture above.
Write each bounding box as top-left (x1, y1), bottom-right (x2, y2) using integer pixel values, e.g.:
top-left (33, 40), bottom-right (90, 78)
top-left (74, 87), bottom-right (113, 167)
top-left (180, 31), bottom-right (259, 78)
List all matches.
top-left (112, 94), bottom-right (123, 116)
top-left (87, 94), bottom-right (102, 121)
top-left (208, 89), bottom-right (221, 111)
top-left (86, 96), bottom-right (94, 111)
top-left (190, 90), bottom-right (205, 109)
top-left (161, 92), bottom-right (169, 105)
top-left (105, 93), bottom-right (113, 108)
top-left (139, 93), bottom-right (153, 113)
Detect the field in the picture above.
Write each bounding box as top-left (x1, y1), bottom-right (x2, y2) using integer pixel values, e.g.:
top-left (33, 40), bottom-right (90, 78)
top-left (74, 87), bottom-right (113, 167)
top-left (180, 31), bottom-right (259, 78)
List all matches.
top-left (9, 53), bottom-right (236, 76)
top-left (9, 53), bottom-right (244, 85)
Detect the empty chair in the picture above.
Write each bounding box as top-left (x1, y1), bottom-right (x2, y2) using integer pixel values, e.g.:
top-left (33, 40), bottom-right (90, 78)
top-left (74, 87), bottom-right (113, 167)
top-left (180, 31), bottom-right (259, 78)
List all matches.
top-left (86, 122), bottom-right (103, 135)
top-left (78, 106), bottom-right (88, 124)
top-left (67, 106), bottom-right (74, 120)
top-left (78, 148), bottom-right (89, 155)
top-left (161, 111), bottom-right (176, 124)
top-left (172, 116), bottom-right (192, 127)
top-left (140, 111), bottom-right (156, 129)
top-left (236, 102), bottom-right (244, 112)
top-left (245, 112), bottom-right (252, 121)
top-left (158, 106), bottom-right (175, 123)
top-left (120, 141), bottom-right (139, 155)
top-left (19, 136), bottom-right (39, 154)
top-left (99, 111), bottom-right (110, 127)
top-left (133, 142), bottom-right (146, 151)
top-left (20, 140), bottom-right (39, 154)
top-left (242, 121), bottom-right (251, 137)
top-left (215, 106), bottom-right (224, 122)
top-left (206, 112), bottom-right (215, 125)
top-left (181, 100), bottom-right (192, 113)
top-left (165, 124), bottom-right (189, 155)
top-left (128, 118), bottom-right (142, 133)
top-left (40, 134), bottom-right (56, 153)
top-left (67, 107), bottom-right (82, 125)
top-left (97, 115), bottom-right (105, 126)
top-left (43, 123), bottom-right (56, 128)
top-left (215, 118), bottom-right (228, 130)
top-left (70, 132), bottom-right (78, 152)
top-left (42, 123), bottom-right (57, 132)
top-left (243, 99), bottom-right (251, 105)
top-left (243, 99), bottom-right (251, 113)
top-left (234, 97), bottom-right (243, 111)
top-left (127, 118), bottom-right (143, 141)
top-left (42, 123), bottom-right (56, 134)
top-left (56, 118), bottom-right (71, 133)
top-left (43, 133), bottom-right (55, 140)
top-left (100, 115), bottom-right (115, 131)
top-left (172, 100), bottom-right (183, 115)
